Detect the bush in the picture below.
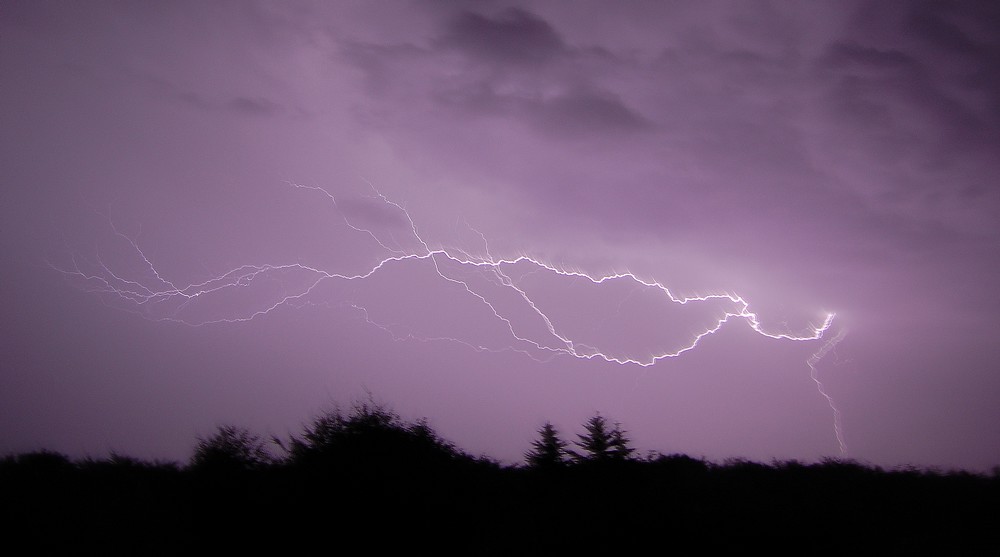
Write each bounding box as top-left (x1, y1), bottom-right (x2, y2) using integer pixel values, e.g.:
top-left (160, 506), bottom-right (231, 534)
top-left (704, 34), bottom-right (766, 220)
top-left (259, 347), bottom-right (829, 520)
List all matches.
top-left (190, 425), bottom-right (272, 472)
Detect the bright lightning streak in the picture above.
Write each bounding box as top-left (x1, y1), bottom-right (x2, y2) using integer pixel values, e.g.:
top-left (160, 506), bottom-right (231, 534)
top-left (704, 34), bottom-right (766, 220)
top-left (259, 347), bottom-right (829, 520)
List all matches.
top-left (53, 181), bottom-right (837, 364)
top-left (806, 328), bottom-right (849, 456)
top-left (53, 181), bottom-right (845, 450)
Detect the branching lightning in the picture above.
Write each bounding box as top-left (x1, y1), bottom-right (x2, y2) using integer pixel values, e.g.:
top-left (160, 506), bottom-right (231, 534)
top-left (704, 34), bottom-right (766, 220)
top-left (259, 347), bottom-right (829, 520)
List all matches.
top-left (53, 181), bottom-right (845, 452)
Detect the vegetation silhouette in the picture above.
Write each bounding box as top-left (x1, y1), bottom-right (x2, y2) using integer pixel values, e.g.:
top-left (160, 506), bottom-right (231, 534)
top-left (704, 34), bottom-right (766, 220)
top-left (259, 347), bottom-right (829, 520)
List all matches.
top-left (3, 399), bottom-right (999, 553)
top-left (282, 399), bottom-right (468, 474)
top-left (524, 421), bottom-right (568, 468)
top-left (567, 412), bottom-right (635, 463)
top-left (190, 425), bottom-right (273, 473)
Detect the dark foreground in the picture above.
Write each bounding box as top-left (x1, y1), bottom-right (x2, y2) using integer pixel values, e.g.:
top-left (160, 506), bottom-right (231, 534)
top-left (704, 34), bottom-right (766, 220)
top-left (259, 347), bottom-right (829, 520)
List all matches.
top-left (4, 407), bottom-right (998, 553)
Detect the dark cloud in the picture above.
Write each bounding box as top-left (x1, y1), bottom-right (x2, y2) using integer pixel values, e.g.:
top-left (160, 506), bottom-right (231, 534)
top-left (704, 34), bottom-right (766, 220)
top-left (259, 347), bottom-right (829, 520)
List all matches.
top-left (815, 0), bottom-right (1000, 212)
top-left (227, 97), bottom-right (281, 116)
top-left (172, 90), bottom-right (282, 118)
top-left (905, 1), bottom-right (1000, 135)
top-left (438, 7), bottom-right (566, 66)
top-left (521, 88), bottom-right (650, 136)
top-left (826, 75), bottom-right (893, 126)
top-left (905, 1), bottom-right (993, 55)
top-left (852, 1), bottom-right (1000, 111)
top-left (431, 82), bottom-right (509, 115)
top-left (821, 41), bottom-right (918, 70)
top-left (340, 42), bottom-right (426, 94)
top-left (143, 74), bottom-right (284, 116)
top-left (345, 8), bottom-right (648, 138)
top-left (433, 82), bottom-right (649, 136)
top-left (128, 71), bottom-right (283, 117)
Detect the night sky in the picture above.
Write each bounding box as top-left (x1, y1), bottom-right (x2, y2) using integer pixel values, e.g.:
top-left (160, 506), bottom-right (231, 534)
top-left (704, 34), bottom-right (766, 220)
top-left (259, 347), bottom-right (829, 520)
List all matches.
top-left (2, 1), bottom-right (999, 472)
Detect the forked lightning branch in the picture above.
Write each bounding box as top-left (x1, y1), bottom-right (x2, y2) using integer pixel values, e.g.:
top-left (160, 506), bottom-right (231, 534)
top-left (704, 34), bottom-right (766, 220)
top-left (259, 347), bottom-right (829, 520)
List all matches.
top-left (53, 181), bottom-right (846, 454)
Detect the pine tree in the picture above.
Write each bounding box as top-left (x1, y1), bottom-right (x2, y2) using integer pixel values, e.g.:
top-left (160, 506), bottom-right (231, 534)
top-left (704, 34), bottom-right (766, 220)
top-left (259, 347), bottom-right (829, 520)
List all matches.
top-left (570, 413), bottom-right (613, 463)
top-left (608, 421), bottom-right (635, 461)
top-left (525, 422), bottom-right (567, 468)
top-left (569, 413), bottom-right (635, 463)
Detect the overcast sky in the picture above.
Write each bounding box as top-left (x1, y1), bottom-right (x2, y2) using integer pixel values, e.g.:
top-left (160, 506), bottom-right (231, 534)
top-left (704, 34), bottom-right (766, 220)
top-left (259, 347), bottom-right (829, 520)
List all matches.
top-left (2, 0), bottom-right (998, 471)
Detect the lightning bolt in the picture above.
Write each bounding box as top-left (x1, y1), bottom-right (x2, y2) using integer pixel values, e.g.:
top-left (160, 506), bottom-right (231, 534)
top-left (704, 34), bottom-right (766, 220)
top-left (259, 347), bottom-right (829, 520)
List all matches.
top-left (806, 328), bottom-right (849, 456)
top-left (52, 180), bottom-right (845, 452)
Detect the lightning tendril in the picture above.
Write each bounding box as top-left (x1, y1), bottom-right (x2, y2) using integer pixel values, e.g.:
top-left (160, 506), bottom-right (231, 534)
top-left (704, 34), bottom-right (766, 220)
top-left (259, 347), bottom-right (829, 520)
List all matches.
top-left (52, 181), bottom-right (845, 452)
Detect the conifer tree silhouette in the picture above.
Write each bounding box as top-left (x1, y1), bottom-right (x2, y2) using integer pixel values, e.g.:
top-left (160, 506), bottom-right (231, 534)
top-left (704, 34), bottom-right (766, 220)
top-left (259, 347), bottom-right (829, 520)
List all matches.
top-left (525, 422), bottom-right (567, 467)
top-left (569, 413), bottom-right (635, 463)
top-left (608, 420), bottom-right (635, 461)
top-left (570, 413), bottom-right (612, 462)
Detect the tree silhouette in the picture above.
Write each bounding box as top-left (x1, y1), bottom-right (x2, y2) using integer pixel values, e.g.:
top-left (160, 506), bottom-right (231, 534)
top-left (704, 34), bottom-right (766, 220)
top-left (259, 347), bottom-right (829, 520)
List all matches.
top-left (4, 402), bottom-right (1000, 553)
top-left (570, 413), bottom-right (612, 462)
top-left (525, 422), bottom-right (567, 468)
top-left (190, 425), bottom-right (272, 472)
top-left (569, 413), bottom-right (634, 463)
top-left (608, 420), bottom-right (635, 461)
top-left (285, 399), bottom-right (464, 469)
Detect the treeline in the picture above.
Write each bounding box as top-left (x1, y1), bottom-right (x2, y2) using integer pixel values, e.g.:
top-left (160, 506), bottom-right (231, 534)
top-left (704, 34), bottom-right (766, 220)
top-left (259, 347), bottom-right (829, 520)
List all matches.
top-left (3, 400), bottom-right (999, 553)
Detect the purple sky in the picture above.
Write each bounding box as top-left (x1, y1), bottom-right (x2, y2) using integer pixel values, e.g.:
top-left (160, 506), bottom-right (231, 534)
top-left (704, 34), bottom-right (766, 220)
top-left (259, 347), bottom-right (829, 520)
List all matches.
top-left (2, 1), bottom-right (999, 471)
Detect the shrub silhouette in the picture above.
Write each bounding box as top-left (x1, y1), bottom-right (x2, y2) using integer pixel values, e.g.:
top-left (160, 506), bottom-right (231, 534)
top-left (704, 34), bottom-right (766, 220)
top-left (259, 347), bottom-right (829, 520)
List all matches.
top-left (191, 425), bottom-right (272, 472)
top-left (2, 403), bottom-right (999, 553)
top-left (6, 450), bottom-right (74, 472)
top-left (285, 399), bottom-right (465, 471)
